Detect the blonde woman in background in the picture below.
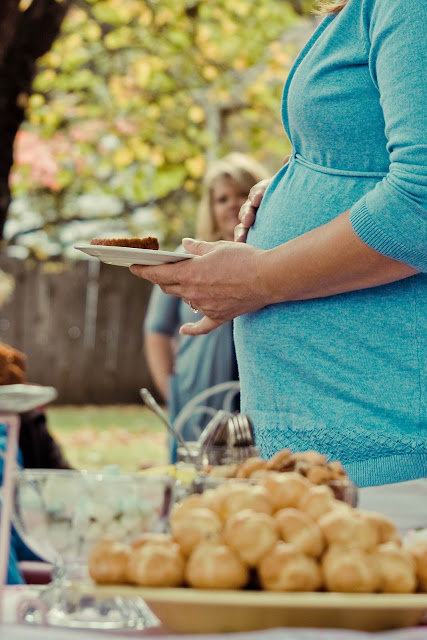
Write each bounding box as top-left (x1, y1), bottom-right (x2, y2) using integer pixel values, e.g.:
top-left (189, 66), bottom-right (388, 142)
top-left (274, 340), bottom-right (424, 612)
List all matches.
top-left (143, 153), bottom-right (269, 461)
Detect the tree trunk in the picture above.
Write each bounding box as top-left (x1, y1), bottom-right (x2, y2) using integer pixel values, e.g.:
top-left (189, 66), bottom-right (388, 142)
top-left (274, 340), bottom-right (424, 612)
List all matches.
top-left (0, 0), bottom-right (72, 240)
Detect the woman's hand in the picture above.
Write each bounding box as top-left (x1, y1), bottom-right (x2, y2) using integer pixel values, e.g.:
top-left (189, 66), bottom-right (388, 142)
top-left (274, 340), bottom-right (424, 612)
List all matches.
top-left (234, 156), bottom-right (290, 243)
top-left (130, 238), bottom-right (268, 335)
top-left (234, 179), bottom-right (271, 243)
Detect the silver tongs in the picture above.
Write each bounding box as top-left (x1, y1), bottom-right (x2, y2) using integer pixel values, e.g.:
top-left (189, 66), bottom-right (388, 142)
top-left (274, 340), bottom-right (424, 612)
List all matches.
top-left (197, 410), bottom-right (231, 465)
top-left (225, 413), bottom-right (259, 462)
top-left (198, 412), bottom-right (258, 465)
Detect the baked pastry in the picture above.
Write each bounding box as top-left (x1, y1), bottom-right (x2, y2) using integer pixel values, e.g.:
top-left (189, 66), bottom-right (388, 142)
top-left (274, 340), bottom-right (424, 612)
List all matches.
top-left (127, 539), bottom-right (185, 587)
top-left (261, 472), bottom-right (310, 511)
top-left (266, 449), bottom-right (293, 470)
top-left (407, 540), bottom-right (427, 591)
top-left (258, 541), bottom-right (322, 592)
top-left (275, 507), bottom-right (325, 557)
top-left (207, 464), bottom-right (240, 478)
top-left (88, 537), bottom-right (131, 585)
top-left (185, 541), bottom-right (248, 589)
top-left (235, 457), bottom-right (268, 479)
top-left (373, 542), bottom-right (416, 593)
top-left (318, 508), bottom-right (380, 551)
top-left (171, 507), bottom-right (223, 556)
top-left (322, 545), bottom-right (380, 593)
top-left (359, 510), bottom-right (401, 545)
top-left (224, 509), bottom-right (279, 566)
top-left (90, 237), bottom-right (159, 249)
top-left (298, 485), bottom-right (347, 521)
top-left (169, 493), bottom-right (206, 530)
top-left (209, 482), bottom-right (273, 520)
top-left (131, 532), bottom-right (173, 550)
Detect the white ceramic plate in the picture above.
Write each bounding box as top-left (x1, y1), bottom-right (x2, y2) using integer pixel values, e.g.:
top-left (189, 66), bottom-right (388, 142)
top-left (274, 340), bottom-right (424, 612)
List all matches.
top-left (74, 244), bottom-right (194, 267)
top-left (0, 384), bottom-right (57, 413)
top-left (90, 586), bottom-right (427, 634)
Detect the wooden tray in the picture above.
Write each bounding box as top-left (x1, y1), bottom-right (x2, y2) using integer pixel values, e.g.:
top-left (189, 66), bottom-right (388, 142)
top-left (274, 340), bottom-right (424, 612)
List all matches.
top-left (89, 586), bottom-right (427, 634)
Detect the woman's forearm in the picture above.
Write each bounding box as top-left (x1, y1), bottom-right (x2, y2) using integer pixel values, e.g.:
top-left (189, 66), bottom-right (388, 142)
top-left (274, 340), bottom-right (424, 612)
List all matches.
top-left (144, 332), bottom-right (174, 402)
top-left (130, 211), bottom-right (419, 337)
top-left (259, 211), bottom-right (418, 304)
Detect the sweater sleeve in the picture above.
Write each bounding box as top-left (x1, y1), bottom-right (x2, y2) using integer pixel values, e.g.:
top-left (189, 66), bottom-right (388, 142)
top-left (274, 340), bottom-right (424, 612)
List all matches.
top-left (349, 0), bottom-right (427, 272)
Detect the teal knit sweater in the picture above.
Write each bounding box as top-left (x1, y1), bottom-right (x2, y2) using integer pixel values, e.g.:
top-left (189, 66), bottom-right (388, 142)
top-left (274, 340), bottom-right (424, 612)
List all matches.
top-left (234, 0), bottom-right (427, 487)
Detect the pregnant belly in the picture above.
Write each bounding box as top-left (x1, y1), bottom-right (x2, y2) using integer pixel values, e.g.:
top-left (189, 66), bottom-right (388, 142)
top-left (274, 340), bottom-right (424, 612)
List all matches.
top-left (248, 157), bottom-right (383, 250)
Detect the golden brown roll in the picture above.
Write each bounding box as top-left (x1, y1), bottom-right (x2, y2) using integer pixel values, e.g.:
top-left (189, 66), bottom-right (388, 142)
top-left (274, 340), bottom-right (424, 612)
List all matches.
top-left (275, 508), bottom-right (325, 557)
top-left (185, 541), bottom-right (249, 589)
top-left (223, 509), bottom-right (279, 566)
top-left (261, 472), bottom-right (311, 511)
top-left (407, 540), bottom-right (427, 592)
top-left (373, 542), bottom-right (417, 593)
top-left (318, 508), bottom-right (380, 551)
top-left (266, 449), bottom-right (293, 470)
top-left (306, 465), bottom-right (333, 485)
top-left (294, 450), bottom-right (328, 466)
top-left (322, 545), bottom-right (380, 593)
top-left (328, 460), bottom-right (347, 479)
top-left (235, 457), bottom-right (268, 479)
top-left (209, 481), bottom-right (273, 521)
top-left (169, 493), bottom-right (206, 530)
top-left (171, 507), bottom-right (223, 556)
top-left (88, 537), bottom-right (131, 585)
top-left (208, 464), bottom-right (239, 478)
top-left (297, 484), bottom-right (340, 521)
top-left (258, 541), bottom-right (322, 592)
top-left (360, 510), bottom-right (401, 545)
top-left (127, 540), bottom-right (185, 587)
top-left (131, 533), bottom-right (173, 550)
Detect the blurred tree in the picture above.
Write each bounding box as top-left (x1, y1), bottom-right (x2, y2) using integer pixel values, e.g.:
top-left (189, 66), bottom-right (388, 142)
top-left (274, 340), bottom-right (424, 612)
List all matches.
top-left (0, 0), bottom-right (72, 241)
top-left (4, 0), bottom-right (317, 257)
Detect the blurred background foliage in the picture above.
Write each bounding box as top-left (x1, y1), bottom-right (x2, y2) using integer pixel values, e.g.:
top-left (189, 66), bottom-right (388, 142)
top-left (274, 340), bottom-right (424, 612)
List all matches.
top-left (5, 0), bottom-right (317, 258)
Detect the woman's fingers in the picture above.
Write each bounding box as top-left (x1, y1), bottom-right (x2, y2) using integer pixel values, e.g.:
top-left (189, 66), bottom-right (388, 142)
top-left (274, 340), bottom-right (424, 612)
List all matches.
top-left (249, 179), bottom-right (271, 205)
top-left (234, 223), bottom-right (248, 242)
top-left (131, 240), bottom-right (267, 331)
top-left (129, 263), bottom-right (181, 286)
top-left (129, 238), bottom-right (215, 286)
top-left (181, 237), bottom-right (216, 256)
top-left (235, 178), bottom-right (271, 242)
top-left (179, 315), bottom-right (222, 336)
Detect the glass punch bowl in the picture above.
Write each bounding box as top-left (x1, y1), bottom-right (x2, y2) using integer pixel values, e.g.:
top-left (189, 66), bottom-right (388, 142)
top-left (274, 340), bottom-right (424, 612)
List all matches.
top-left (12, 468), bottom-right (175, 629)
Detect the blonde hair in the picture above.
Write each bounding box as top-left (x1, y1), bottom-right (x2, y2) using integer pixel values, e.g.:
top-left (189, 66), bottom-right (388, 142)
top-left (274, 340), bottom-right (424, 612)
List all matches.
top-left (196, 153), bottom-right (269, 241)
top-left (316, 0), bottom-right (349, 13)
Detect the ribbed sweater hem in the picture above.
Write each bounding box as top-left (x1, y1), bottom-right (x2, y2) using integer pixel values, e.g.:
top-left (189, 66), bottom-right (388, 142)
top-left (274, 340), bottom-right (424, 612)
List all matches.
top-left (343, 453), bottom-right (427, 488)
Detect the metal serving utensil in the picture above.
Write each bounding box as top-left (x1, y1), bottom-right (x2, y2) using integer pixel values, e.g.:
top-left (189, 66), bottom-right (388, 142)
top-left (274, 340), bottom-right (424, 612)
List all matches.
top-left (197, 410), bottom-right (231, 465)
top-left (225, 413), bottom-right (259, 462)
top-left (139, 388), bottom-right (194, 462)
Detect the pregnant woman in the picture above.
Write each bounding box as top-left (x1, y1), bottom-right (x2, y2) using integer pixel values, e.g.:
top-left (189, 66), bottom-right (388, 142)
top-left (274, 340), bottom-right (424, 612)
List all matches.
top-left (130, 0), bottom-right (427, 528)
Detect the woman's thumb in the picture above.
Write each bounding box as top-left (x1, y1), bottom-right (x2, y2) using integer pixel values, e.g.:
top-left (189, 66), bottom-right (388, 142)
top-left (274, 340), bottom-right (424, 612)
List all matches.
top-left (182, 237), bottom-right (215, 256)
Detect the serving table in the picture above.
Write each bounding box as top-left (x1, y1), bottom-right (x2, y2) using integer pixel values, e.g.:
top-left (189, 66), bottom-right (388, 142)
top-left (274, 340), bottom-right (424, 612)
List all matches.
top-left (2, 585), bottom-right (427, 640)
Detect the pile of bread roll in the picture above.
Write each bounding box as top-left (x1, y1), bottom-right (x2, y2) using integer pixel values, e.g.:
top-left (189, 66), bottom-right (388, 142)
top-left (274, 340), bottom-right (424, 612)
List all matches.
top-left (205, 450), bottom-right (354, 502)
top-left (88, 467), bottom-right (427, 593)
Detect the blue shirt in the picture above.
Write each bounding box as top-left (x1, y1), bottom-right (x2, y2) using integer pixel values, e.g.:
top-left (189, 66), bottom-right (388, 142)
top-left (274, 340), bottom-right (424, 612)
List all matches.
top-left (0, 425), bottom-right (40, 584)
top-left (234, 0), bottom-right (427, 487)
top-left (144, 285), bottom-right (239, 446)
